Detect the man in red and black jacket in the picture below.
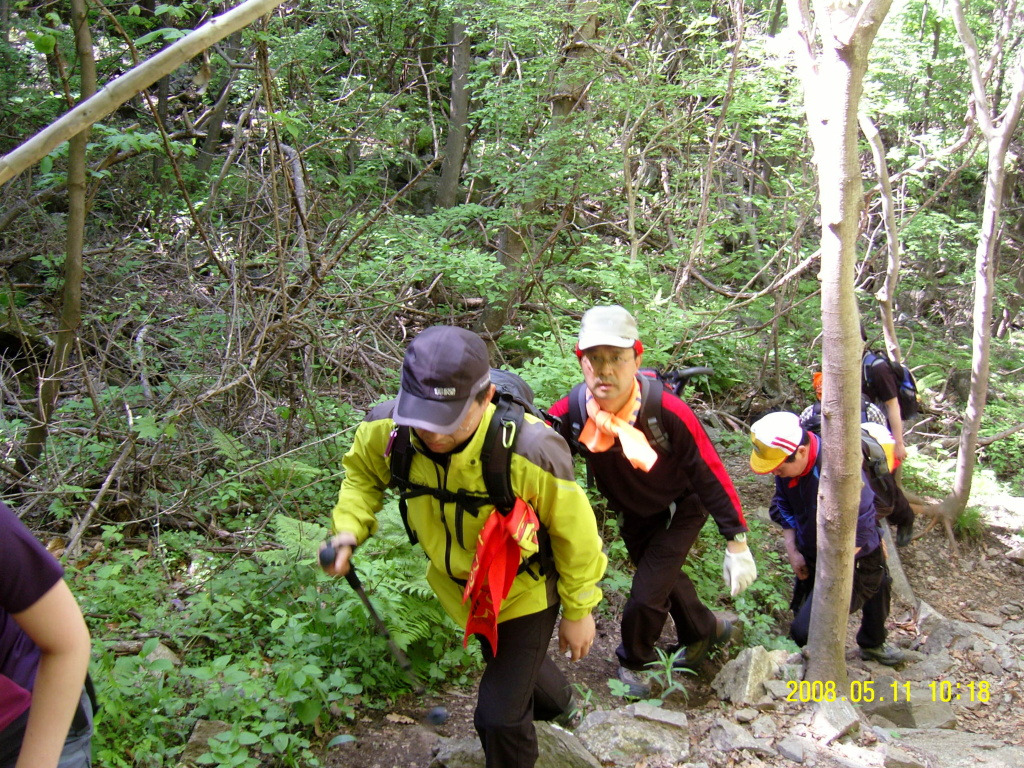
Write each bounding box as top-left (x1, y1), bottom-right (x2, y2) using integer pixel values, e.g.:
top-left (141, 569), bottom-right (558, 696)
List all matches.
top-left (547, 305), bottom-right (756, 698)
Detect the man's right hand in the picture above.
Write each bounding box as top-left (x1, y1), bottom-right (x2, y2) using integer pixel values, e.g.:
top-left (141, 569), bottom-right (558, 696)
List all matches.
top-left (788, 550), bottom-right (810, 581)
top-left (319, 532), bottom-right (357, 577)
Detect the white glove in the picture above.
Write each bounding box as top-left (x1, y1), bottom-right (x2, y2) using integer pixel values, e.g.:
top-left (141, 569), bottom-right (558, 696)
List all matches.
top-left (723, 547), bottom-right (757, 597)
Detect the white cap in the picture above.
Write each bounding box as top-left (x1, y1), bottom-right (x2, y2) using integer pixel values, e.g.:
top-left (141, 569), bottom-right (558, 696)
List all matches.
top-left (578, 305), bottom-right (639, 350)
top-left (749, 411), bottom-right (804, 474)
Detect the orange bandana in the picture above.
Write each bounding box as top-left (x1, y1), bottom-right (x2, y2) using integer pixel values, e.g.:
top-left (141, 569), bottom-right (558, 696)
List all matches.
top-left (462, 498), bottom-right (540, 655)
top-left (579, 378), bottom-right (658, 472)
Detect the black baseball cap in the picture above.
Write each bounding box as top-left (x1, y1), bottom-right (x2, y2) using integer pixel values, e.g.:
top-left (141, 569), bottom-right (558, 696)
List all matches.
top-left (393, 326), bottom-right (491, 433)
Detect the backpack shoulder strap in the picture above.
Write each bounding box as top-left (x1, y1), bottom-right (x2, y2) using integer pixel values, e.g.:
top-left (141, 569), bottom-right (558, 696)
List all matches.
top-left (479, 398), bottom-right (523, 514)
top-left (637, 375), bottom-right (672, 453)
top-left (565, 382), bottom-right (595, 487)
top-left (387, 425), bottom-right (421, 544)
top-left (567, 382), bottom-right (588, 446)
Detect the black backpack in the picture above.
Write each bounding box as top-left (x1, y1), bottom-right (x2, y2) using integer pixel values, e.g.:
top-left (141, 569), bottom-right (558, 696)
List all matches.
top-left (859, 426), bottom-right (899, 517)
top-left (802, 414), bottom-right (899, 518)
top-left (386, 367), bottom-right (550, 581)
top-left (640, 366), bottom-right (713, 398)
top-left (564, 371), bottom-right (671, 455)
top-left (863, 351), bottom-right (920, 420)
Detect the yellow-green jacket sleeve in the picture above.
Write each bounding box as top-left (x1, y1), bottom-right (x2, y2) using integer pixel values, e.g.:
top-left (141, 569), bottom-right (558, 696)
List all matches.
top-left (330, 413), bottom-right (393, 542)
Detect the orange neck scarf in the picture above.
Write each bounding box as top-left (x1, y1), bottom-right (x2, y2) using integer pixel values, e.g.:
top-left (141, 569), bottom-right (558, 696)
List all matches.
top-left (579, 378), bottom-right (658, 472)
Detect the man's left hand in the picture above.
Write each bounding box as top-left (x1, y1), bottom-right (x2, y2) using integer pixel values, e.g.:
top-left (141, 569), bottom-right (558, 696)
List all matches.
top-left (723, 542), bottom-right (757, 597)
top-left (559, 614), bottom-right (596, 662)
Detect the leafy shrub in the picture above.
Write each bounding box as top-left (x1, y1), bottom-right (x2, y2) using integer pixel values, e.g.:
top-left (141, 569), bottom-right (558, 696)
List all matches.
top-left (953, 506), bottom-right (986, 542)
top-left (77, 512), bottom-right (479, 767)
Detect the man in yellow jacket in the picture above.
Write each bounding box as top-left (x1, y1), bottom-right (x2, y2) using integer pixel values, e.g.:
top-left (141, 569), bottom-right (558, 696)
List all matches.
top-left (320, 325), bottom-right (606, 768)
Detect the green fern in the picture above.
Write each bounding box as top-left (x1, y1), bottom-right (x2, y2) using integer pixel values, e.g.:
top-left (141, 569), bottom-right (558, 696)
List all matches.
top-left (209, 427), bottom-right (250, 466)
top-left (266, 514), bottom-right (329, 561)
top-left (261, 458), bottom-right (325, 490)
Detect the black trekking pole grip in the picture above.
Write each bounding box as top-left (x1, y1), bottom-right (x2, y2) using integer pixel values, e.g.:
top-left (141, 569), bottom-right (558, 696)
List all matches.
top-left (319, 542), bottom-right (364, 589)
top-left (319, 542), bottom-right (339, 569)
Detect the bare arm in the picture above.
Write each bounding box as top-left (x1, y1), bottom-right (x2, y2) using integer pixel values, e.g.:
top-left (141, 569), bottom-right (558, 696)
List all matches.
top-left (883, 397), bottom-right (906, 462)
top-left (12, 580), bottom-right (91, 768)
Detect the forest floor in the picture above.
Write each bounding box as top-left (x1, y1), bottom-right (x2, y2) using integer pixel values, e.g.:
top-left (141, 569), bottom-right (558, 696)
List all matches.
top-left (321, 452), bottom-right (1024, 768)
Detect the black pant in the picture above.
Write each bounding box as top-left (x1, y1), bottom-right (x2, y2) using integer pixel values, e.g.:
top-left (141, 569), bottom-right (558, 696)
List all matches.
top-left (790, 545), bottom-right (891, 649)
top-left (474, 603), bottom-right (571, 768)
top-left (616, 497), bottom-right (716, 670)
top-left (885, 483), bottom-right (915, 529)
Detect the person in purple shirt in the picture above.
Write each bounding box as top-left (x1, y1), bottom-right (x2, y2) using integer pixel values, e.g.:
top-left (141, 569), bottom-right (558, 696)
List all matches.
top-left (0, 500), bottom-right (92, 767)
top-left (749, 411), bottom-right (904, 666)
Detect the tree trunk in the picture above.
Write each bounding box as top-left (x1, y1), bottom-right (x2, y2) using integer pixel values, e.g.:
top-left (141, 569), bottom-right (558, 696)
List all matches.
top-left (787, 0), bottom-right (893, 685)
top-left (152, 74), bottom-right (170, 185)
top-left (16, 0), bottom-right (96, 480)
top-left (195, 32), bottom-right (244, 174)
top-left (859, 113), bottom-right (905, 363)
top-left (930, 2), bottom-right (1024, 535)
top-left (437, 17), bottom-right (470, 209)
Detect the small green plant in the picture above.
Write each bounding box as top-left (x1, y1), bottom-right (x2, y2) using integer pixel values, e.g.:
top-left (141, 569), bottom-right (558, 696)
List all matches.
top-left (954, 506), bottom-right (986, 541)
top-left (606, 675), bottom-right (644, 701)
top-left (571, 682), bottom-right (594, 712)
top-left (604, 649), bottom-right (692, 706)
top-left (643, 647), bottom-right (693, 704)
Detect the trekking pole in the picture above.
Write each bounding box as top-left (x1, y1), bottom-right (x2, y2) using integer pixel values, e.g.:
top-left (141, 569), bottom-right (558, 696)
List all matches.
top-left (319, 543), bottom-right (449, 725)
top-left (319, 543), bottom-right (423, 695)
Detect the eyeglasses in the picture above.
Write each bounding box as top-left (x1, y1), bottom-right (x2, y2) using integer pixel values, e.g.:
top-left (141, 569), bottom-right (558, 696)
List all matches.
top-left (582, 351), bottom-right (634, 368)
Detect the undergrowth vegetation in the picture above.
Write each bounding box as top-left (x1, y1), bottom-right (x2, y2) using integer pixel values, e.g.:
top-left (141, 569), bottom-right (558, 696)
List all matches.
top-left (77, 513), bottom-right (479, 767)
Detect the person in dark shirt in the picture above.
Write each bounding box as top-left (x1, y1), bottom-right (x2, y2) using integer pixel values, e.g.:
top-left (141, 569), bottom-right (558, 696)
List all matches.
top-left (749, 411), bottom-right (904, 666)
top-left (547, 305), bottom-right (756, 697)
top-left (799, 371), bottom-right (887, 433)
top-left (0, 500), bottom-right (93, 767)
top-left (862, 353), bottom-right (907, 463)
top-left (806, 369), bottom-right (916, 546)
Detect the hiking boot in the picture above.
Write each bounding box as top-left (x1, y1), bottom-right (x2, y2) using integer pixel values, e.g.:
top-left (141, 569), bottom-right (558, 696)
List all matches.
top-left (616, 665), bottom-right (652, 698)
top-left (672, 617), bottom-right (742, 670)
top-left (896, 518), bottom-right (914, 547)
top-left (860, 643), bottom-right (905, 666)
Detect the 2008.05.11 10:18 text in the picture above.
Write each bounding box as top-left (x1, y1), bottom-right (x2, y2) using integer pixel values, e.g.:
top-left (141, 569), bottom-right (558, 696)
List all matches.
top-left (785, 679), bottom-right (992, 704)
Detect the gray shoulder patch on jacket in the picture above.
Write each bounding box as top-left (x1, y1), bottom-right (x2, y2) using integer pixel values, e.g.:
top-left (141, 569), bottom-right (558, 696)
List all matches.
top-left (514, 417), bottom-right (576, 481)
top-left (364, 399), bottom-right (398, 423)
